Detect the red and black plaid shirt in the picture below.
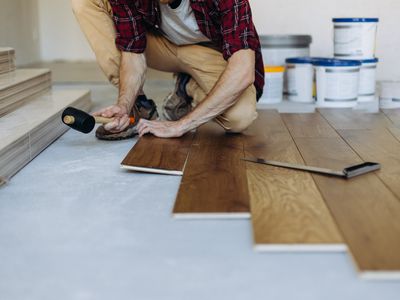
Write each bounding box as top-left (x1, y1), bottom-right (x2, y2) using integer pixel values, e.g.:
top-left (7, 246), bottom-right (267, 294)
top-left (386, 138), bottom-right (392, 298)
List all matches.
top-left (109, 0), bottom-right (265, 99)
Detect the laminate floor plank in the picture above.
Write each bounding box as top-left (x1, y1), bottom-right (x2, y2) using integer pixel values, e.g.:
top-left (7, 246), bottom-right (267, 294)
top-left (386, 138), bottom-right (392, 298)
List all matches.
top-left (121, 132), bottom-right (195, 175)
top-left (173, 122), bottom-right (250, 218)
top-left (338, 128), bottom-right (400, 201)
top-left (382, 109), bottom-right (400, 126)
top-left (281, 113), bottom-right (337, 138)
top-left (282, 113), bottom-right (400, 279)
top-left (244, 111), bottom-right (344, 251)
top-left (318, 108), bottom-right (393, 130)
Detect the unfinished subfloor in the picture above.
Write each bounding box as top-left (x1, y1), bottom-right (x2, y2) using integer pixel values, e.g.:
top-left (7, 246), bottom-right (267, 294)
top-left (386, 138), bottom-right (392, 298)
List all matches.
top-left (0, 63), bottom-right (399, 299)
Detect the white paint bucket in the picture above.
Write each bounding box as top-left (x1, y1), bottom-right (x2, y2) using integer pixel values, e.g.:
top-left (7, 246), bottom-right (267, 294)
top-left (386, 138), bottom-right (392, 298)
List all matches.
top-left (285, 57), bottom-right (315, 103)
top-left (333, 18), bottom-right (379, 60)
top-left (358, 58), bottom-right (379, 103)
top-left (259, 66), bottom-right (285, 104)
top-left (379, 81), bottom-right (400, 109)
top-left (314, 58), bottom-right (361, 108)
top-left (260, 35), bottom-right (312, 66)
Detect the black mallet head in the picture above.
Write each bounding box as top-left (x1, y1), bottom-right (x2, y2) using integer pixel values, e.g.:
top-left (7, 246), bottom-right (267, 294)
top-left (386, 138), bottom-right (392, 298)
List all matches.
top-left (62, 107), bottom-right (96, 134)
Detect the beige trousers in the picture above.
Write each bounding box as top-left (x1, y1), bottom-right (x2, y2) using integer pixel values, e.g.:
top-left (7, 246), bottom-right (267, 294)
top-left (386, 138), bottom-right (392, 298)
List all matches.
top-left (71, 0), bottom-right (257, 132)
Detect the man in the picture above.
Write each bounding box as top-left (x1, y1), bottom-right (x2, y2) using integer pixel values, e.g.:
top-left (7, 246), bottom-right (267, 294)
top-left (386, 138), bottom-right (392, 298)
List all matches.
top-left (71, 0), bottom-right (264, 139)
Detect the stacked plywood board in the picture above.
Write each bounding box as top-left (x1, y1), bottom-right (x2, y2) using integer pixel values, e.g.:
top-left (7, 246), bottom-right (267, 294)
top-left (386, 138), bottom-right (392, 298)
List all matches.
top-left (0, 47), bottom-right (91, 181)
top-left (121, 108), bottom-right (400, 279)
top-left (0, 69), bottom-right (52, 116)
top-left (0, 47), bottom-right (15, 74)
top-left (0, 90), bottom-right (91, 179)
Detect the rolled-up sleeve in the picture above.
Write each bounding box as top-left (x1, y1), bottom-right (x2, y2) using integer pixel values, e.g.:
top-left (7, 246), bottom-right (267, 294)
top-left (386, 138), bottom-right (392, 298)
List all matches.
top-left (217, 0), bottom-right (258, 60)
top-left (109, 0), bottom-right (147, 53)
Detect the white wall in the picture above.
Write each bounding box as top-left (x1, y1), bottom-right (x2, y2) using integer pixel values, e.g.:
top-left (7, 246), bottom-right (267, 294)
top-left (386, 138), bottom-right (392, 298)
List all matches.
top-left (29, 0), bottom-right (400, 80)
top-left (0, 0), bottom-right (41, 65)
top-left (37, 0), bottom-right (94, 61)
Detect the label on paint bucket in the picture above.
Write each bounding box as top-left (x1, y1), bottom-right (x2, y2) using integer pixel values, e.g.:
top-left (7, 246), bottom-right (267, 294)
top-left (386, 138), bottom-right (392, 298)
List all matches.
top-left (324, 68), bottom-right (359, 102)
top-left (334, 24), bottom-right (363, 57)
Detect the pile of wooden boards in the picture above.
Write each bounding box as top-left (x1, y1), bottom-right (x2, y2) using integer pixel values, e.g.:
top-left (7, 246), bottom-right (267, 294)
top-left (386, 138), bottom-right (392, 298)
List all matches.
top-left (0, 47), bottom-right (91, 180)
top-left (0, 47), bottom-right (15, 74)
top-left (122, 108), bottom-right (400, 279)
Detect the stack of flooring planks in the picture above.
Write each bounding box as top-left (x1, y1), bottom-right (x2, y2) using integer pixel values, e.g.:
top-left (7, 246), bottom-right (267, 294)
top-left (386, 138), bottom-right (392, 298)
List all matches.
top-left (122, 107), bottom-right (400, 279)
top-left (0, 47), bottom-right (15, 74)
top-left (0, 47), bottom-right (91, 181)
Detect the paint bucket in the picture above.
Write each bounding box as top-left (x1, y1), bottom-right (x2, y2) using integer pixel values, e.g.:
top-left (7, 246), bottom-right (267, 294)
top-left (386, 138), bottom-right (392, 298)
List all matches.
top-left (333, 18), bottom-right (379, 60)
top-left (285, 57), bottom-right (315, 103)
top-left (358, 58), bottom-right (379, 102)
top-left (314, 58), bottom-right (361, 108)
top-left (260, 66), bottom-right (285, 104)
top-left (379, 81), bottom-right (400, 109)
top-left (259, 35), bottom-right (312, 66)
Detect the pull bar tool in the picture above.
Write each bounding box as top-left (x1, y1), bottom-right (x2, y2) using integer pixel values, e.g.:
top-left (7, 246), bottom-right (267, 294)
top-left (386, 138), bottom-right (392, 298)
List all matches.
top-left (243, 158), bottom-right (380, 179)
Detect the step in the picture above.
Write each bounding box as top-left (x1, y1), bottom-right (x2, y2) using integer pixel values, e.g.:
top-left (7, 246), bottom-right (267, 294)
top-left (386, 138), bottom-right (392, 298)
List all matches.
top-left (0, 48), bottom-right (16, 74)
top-left (0, 69), bottom-right (52, 116)
top-left (0, 89), bottom-right (92, 180)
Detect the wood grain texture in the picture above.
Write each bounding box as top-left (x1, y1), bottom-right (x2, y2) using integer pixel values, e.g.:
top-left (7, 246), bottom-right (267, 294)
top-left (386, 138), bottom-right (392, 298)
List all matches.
top-left (173, 122), bottom-right (250, 218)
top-left (121, 132), bottom-right (195, 175)
top-left (283, 113), bottom-right (400, 278)
top-left (382, 109), bottom-right (400, 126)
top-left (318, 108), bottom-right (393, 130)
top-left (244, 110), bottom-right (344, 251)
top-left (338, 128), bottom-right (400, 201)
top-left (281, 113), bottom-right (337, 138)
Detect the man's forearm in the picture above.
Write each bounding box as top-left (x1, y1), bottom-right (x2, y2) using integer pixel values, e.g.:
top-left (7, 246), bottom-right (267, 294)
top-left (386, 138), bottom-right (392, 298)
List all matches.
top-left (117, 52), bottom-right (147, 112)
top-left (179, 49), bottom-right (255, 132)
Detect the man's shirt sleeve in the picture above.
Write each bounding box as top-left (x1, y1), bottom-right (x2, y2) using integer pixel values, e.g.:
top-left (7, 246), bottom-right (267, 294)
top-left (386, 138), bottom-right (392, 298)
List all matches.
top-left (217, 0), bottom-right (259, 60)
top-left (109, 0), bottom-right (147, 53)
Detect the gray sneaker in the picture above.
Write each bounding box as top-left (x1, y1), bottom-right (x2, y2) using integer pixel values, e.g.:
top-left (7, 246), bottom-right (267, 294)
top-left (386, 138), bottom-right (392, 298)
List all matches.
top-left (95, 95), bottom-right (158, 141)
top-left (162, 73), bottom-right (193, 121)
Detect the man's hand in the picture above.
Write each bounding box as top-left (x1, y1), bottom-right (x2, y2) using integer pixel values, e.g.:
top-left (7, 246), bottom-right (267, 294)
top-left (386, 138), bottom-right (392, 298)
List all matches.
top-left (92, 104), bottom-right (130, 133)
top-left (137, 119), bottom-right (186, 138)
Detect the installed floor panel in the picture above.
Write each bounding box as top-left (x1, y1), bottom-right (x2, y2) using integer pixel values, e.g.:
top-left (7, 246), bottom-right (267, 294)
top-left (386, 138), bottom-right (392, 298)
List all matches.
top-left (244, 111), bottom-right (344, 251)
top-left (0, 47), bottom-right (15, 74)
top-left (382, 109), bottom-right (400, 126)
top-left (1, 78), bottom-right (400, 299)
top-left (121, 132), bottom-right (195, 175)
top-left (173, 122), bottom-right (250, 218)
top-left (0, 89), bottom-right (91, 179)
top-left (282, 112), bottom-right (400, 279)
top-left (0, 69), bottom-right (52, 116)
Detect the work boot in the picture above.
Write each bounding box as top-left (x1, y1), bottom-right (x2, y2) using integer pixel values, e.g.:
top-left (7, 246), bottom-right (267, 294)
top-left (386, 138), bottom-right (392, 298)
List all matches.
top-left (162, 73), bottom-right (193, 121)
top-left (95, 95), bottom-right (158, 141)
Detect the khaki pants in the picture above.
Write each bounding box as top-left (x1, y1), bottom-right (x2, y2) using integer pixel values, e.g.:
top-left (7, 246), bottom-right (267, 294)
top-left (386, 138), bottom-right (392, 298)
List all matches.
top-left (71, 0), bottom-right (257, 132)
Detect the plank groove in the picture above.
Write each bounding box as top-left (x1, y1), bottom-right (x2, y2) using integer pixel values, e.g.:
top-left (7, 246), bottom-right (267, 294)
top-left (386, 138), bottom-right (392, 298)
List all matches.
top-left (173, 122), bottom-right (250, 218)
top-left (121, 132), bottom-right (195, 175)
top-left (318, 108), bottom-right (393, 130)
top-left (338, 129), bottom-right (400, 201)
top-left (244, 111), bottom-right (344, 251)
top-left (282, 112), bottom-right (400, 278)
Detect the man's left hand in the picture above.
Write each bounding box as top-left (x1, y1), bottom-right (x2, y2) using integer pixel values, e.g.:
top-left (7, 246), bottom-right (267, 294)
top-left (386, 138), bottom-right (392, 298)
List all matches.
top-left (137, 119), bottom-right (186, 138)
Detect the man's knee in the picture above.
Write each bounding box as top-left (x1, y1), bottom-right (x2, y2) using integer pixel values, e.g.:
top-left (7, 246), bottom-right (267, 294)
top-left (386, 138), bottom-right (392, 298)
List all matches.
top-left (71, 0), bottom-right (93, 15)
top-left (223, 104), bottom-right (258, 133)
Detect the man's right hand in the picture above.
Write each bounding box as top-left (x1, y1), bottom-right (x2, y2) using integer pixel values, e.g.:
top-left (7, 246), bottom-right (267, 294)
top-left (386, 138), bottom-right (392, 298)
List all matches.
top-left (92, 104), bottom-right (131, 133)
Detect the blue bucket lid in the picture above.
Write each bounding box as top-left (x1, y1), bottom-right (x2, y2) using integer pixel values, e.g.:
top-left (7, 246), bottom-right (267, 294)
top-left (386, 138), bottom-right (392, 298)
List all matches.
top-left (286, 57), bottom-right (315, 64)
top-left (313, 58), bottom-right (362, 67)
top-left (360, 58), bottom-right (379, 63)
top-left (333, 18), bottom-right (379, 23)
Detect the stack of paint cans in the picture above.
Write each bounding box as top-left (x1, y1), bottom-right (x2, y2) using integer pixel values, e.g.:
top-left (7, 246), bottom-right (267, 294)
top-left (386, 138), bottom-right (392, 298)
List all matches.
top-left (284, 18), bottom-right (379, 108)
top-left (333, 18), bottom-right (379, 105)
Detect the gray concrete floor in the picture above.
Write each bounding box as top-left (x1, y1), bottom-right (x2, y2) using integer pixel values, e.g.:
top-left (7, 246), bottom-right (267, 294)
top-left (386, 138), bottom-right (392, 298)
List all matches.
top-left (1, 64), bottom-right (400, 300)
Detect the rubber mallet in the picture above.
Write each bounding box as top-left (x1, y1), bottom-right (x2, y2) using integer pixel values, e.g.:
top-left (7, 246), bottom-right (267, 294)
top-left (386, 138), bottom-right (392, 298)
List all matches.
top-left (62, 106), bottom-right (135, 134)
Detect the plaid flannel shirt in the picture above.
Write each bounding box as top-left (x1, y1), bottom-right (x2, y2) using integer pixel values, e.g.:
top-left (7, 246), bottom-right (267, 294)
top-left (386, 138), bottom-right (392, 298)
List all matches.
top-left (109, 0), bottom-right (265, 99)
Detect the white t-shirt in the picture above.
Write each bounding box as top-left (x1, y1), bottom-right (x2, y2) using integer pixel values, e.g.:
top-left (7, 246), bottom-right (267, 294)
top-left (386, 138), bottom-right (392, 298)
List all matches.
top-left (159, 0), bottom-right (210, 45)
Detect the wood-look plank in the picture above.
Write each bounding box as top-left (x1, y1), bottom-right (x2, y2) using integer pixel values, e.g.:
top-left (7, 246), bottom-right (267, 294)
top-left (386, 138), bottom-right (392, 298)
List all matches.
top-left (338, 129), bottom-right (400, 201)
top-left (121, 132), bottom-right (195, 175)
top-left (282, 113), bottom-right (400, 279)
top-left (318, 108), bottom-right (393, 130)
top-left (244, 110), bottom-right (344, 251)
top-left (173, 122), bottom-right (250, 218)
top-left (382, 109), bottom-right (400, 126)
top-left (388, 126), bottom-right (400, 142)
top-left (281, 113), bottom-right (337, 138)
